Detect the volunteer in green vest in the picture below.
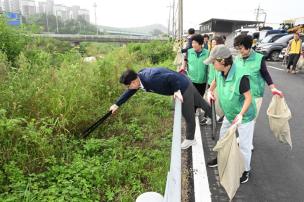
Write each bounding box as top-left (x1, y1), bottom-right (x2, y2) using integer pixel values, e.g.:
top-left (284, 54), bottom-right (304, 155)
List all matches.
top-left (180, 34), bottom-right (210, 124)
top-left (204, 45), bottom-right (256, 184)
top-left (180, 34), bottom-right (209, 97)
top-left (233, 34), bottom-right (283, 120)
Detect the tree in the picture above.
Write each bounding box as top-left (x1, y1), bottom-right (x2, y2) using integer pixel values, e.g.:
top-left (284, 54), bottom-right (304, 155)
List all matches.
top-left (150, 29), bottom-right (164, 36)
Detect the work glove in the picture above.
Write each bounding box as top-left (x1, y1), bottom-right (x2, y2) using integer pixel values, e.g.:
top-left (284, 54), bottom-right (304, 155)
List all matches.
top-left (207, 90), bottom-right (216, 104)
top-left (231, 114), bottom-right (243, 127)
top-left (109, 104), bottom-right (119, 114)
top-left (271, 88), bottom-right (284, 97)
top-left (174, 90), bottom-right (183, 103)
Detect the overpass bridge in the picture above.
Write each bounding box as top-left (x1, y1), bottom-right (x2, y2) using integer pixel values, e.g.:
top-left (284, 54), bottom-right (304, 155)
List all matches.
top-left (34, 34), bottom-right (168, 43)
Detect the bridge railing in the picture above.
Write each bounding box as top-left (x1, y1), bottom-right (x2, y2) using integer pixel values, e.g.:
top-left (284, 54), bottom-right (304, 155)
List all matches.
top-left (33, 34), bottom-right (168, 42)
top-left (136, 99), bottom-right (182, 202)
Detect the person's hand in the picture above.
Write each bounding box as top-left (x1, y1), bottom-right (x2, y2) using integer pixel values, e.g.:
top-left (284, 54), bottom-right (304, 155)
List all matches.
top-left (232, 114), bottom-right (243, 127)
top-left (179, 65), bottom-right (186, 72)
top-left (271, 88), bottom-right (284, 97)
top-left (109, 104), bottom-right (119, 114)
top-left (178, 68), bottom-right (186, 74)
top-left (174, 90), bottom-right (183, 103)
top-left (207, 90), bottom-right (216, 104)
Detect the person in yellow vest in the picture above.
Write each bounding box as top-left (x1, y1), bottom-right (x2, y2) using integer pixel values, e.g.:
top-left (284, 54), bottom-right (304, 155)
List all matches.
top-left (204, 45), bottom-right (256, 184)
top-left (286, 33), bottom-right (303, 74)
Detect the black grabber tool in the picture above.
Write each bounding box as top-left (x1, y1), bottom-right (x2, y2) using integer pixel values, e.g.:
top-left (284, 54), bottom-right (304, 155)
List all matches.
top-left (82, 111), bottom-right (112, 138)
top-left (211, 100), bottom-right (217, 140)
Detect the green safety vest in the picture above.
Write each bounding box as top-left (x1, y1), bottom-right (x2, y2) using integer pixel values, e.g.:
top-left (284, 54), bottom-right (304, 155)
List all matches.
top-left (187, 48), bottom-right (209, 84)
top-left (216, 64), bottom-right (256, 123)
top-left (234, 50), bottom-right (265, 98)
top-left (207, 63), bottom-right (216, 85)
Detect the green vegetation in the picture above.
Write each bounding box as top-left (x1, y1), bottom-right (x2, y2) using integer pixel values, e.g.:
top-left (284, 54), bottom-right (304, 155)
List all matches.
top-left (0, 17), bottom-right (175, 201)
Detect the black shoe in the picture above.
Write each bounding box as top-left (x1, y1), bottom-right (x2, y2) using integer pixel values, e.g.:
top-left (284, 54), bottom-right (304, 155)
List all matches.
top-left (240, 171), bottom-right (250, 184)
top-left (207, 158), bottom-right (218, 168)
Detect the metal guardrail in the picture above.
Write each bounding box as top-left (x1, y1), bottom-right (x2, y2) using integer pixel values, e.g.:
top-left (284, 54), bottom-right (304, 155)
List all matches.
top-left (136, 100), bottom-right (182, 202)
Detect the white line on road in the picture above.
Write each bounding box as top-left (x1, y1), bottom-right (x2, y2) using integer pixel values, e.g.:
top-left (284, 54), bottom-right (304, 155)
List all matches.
top-left (192, 117), bottom-right (212, 202)
top-left (268, 65), bottom-right (285, 71)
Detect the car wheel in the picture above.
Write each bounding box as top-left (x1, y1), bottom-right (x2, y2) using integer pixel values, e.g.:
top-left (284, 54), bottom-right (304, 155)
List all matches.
top-left (270, 51), bottom-right (280, 61)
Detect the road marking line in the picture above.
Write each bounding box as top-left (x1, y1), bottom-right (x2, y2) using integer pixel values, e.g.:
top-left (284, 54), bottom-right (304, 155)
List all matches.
top-left (192, 117), bottom-right (212, 202)
top-left (268, 65), bottom-right (285, 71)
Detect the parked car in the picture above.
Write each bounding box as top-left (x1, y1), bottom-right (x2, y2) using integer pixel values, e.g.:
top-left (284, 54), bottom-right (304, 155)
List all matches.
top-left (258, 33), bottom-right (287, 44)
top-left (258, 29), bottom-right (287, 42)
top-left (279, 42), bottom-right (304, 60)
top-left (255, 34), bottom-right (304, 61)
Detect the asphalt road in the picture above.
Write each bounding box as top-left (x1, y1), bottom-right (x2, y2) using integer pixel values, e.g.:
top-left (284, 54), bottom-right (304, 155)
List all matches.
top-left (201, 61), bottom-right (304, 202)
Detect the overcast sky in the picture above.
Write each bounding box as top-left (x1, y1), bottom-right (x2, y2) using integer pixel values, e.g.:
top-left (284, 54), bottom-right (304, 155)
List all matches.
top-left (55, 0), bottom-right (304, 29)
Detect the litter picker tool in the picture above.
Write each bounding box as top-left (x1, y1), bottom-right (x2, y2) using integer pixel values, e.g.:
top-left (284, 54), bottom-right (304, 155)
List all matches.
top-left (211, 100), bottom-right (217, 140)
top-left (82, 111), bottom-right (112, 138)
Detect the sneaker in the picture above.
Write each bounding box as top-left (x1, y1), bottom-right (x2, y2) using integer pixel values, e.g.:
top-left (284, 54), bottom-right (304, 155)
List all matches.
top-left (200, 117), bottom-right (212, 126)
top-left (291, 70), bottom-right (296, 74)
top-left (217, 116), bottom-right (224, 123)
top-left (206, 118), bottom-right (212, 125)
top-left (181, 139), bottom-right (196, 149)
top-left (207, 158), bottom-right (218, 168)
top-left (240, 171), bottom-right (250, 184)
top-left (199, 117), bottom-right (207, 125)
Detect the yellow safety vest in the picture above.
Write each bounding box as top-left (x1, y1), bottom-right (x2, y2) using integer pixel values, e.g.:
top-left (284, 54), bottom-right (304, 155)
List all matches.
top-left (289, 39), bottom-right (302, 54)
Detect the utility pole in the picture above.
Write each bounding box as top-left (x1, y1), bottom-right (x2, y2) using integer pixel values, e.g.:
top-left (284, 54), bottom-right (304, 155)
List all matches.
top-left (45, 11), bottom-right (49, 32)
top-left (79, 21), bottom-right (81, 34)
top-left (254, 5), bottom-right (267, 28)
top-left (255, 4), bottom-right (260, 22)
top-left (177, 0), bottom-right (183, 39)
top-left (263, 12), bottom-right (267, 27)
top-left (172, 0), bottom-right (176, 39)
top-left (167, 3), bottom-right (172, 36)
top-left (93, 2), bottom-right (98, 35)
top-left (55, 10), bottom-right (59, 33)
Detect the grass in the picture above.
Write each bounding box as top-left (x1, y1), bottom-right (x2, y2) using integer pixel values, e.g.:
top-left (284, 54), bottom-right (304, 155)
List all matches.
top-left (0, 21), bottom-right (177, 201)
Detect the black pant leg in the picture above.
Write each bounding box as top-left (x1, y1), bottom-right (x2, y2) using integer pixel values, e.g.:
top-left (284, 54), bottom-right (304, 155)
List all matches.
top-left (191, 84), bottom-right (212, 118)
top-left (287, 54), bottom-right (295, 69)
top-left (292, 54), bottom-right (301, 70)
top-left (182, 85), bottom-right (196, 140)
top-left (193, 82), bottom-right (207, 97)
